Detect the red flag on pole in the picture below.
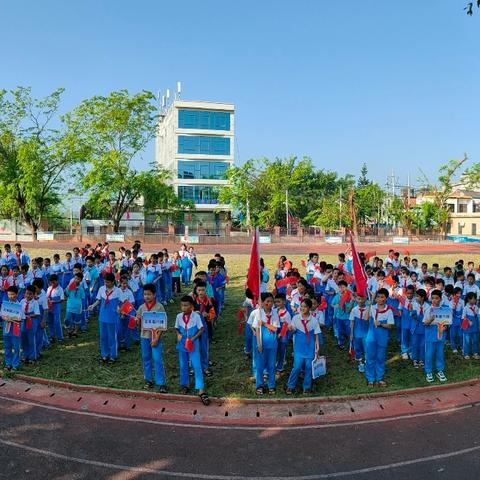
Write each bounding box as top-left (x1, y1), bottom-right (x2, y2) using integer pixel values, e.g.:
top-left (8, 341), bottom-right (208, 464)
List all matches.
top-left (246, 227), bottom-right (261, 306)
top-left (350, 232), bottom-right (367, 297)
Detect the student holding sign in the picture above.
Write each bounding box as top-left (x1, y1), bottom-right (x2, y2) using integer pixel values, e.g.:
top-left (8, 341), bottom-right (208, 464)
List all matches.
top-left (175, 295), bottom-right (210, 405)
top-left (136, 283), bottom-right (167, 392)
top-left (365, 288), bottom-right (394, 387)
top-left (20, 285), bottom-right (41, 363)
top-left (423, 290), bottom-right (451, 383)
top-left (2, 286), bottom-right (25, 370)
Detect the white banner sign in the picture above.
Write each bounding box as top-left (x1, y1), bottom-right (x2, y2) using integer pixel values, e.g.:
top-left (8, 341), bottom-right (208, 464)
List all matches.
top-left (106, 234), bottom-right (125, 242)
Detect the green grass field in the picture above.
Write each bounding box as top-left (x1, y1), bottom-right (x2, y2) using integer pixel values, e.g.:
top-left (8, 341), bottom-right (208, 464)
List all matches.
top-left (2, 251), bottom-right (480, 398)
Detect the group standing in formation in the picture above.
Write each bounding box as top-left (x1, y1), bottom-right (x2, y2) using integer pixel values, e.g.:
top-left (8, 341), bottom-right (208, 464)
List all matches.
top-left (0, 241), bottom-right (228, 405)
top-left (240, 249), bottom-right (480, 394)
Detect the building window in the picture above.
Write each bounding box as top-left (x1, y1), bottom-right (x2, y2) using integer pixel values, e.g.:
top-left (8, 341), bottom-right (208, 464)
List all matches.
top-left (473, 223), bottom-right (477, 236)
top-left (178, 135), bottom-right (230, 155)
top-left (447, 204), bottom-right (455, 213)
top-left (458, 204), bottom-right (468, 213)
top-left (178, 109), bottom-right (230, 131)
top-left (459, 224), bottom-right (464, 235)
top-left (178, 185), bottom-right (220, 204)
top-left (474, 203), bottom-right (480, 213)
top-left (178, 160), bottom-right (229, 180)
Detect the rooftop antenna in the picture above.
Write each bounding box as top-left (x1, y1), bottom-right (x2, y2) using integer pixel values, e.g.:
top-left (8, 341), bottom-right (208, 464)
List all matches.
top-left (161, 95), bottom-right (166, 110)
top-left (176, 81), bottom-right (182, 99)
top-left (166, 88), bottom-right (171, 108)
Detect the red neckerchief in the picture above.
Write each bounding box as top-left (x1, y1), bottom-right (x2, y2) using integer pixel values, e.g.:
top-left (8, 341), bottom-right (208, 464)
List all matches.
top-left (407, 298), bottom-right (413, 311)
top-left (182, 312), bottom-right (192, 329)
top-left (469, 305), bottom-right (477, 320)
top-left (145, 300), bottom-right (156, 311)
top-left (12, 276), bottom-right (16, 287)
top-left (278, 309), bottom-right (287, 319)
top-left (375, 306), bottom-right (389, 325)
top-left (419, 304), bottom-right (424, 316)
top-left (359, 307), bottom-right (366, 320)
top-left (301, 317), bottom-right (311, 343)
top-left (104, 288), bottom-right (114, 306)
top-left (266, 313), bottom-right (272, 325)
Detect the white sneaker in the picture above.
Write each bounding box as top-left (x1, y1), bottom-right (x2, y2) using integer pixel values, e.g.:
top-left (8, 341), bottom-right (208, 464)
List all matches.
top-left (452, 349), bottom-right (458, 354)
top-left (473, 353), bottom-right (480, 360)
top-left (436, 371), bottom-right (447, 382)
top-left (401, 352), bottom-right (409, 360)
top-left (464, 355), bottom-right (471, 360)
top-left (426, 373), bottom-right (434, 383)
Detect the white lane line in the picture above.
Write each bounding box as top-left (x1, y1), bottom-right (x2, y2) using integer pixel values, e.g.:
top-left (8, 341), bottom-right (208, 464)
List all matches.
top-left (1, 437), bottom-right (479, 479)
top-left (0, 394), bottom-right (477, 431)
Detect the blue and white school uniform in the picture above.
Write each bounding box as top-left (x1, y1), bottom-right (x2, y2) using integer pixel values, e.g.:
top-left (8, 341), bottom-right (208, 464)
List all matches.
top-left (399, 297), bottom-right (416, 356)
top-left (35, 290), bottom-right (49, 352)
top-left (46, 285), bottom-right (64, 341)
top-left (62, 260), bottom-right (74, 289)
top-left (146, 264), bottom-right (162, 301)
top-left (276, 307), bottom-right (292, 372)
top-left (305, 261), bottom-right (317, 283)
top-left (242, 298), bottom-right (255, 355)
top-left (387, 287), bottom-right (402, 341)
top-left (50, 261), bottom-right (64, 284)
top-left (4, 252), bottom-right (17, 270)
top-left (118, 287), bottom-right (135, 349)
top-left (64, 283), bottom-right (85, 331)
top-left (462, 304), bottom-right (479, 357)
top-left (449, 297), bottom-right (464, 352)
top-left (410, 303), bottom-right (428, 363)
top-left (252, 309), bottom-right (280, 390)
top-left (84, 265), bottom-right (100, 312)
top-left (324, 279), bottom-right (339, 327)
top-left (96, 286), bottom-right (121, 360)
top-left (2, 300), bottom-right (25, 369)
top-left (423, 304), bottom-right (450, 375)
top-left (175, 311), bottom-right (204, 390)
top-left (311, 307), bottom-right (325, 346)
top-left (7, 275), bottom-right (25, 298)
top-left (349, 305), bottom-right (369, 365)
top-left (287, 314), bottom-right (320, 392)
top-left (20, 298), bottom-right (40, 361)
top-left (14, 251), bottom-right (30, 267)
top-left (464, 283), bottom-right (480, 298)
top-left (139, 302), bottom-right (167, 386)
top-left (365, 305), bottom-right (394, 383)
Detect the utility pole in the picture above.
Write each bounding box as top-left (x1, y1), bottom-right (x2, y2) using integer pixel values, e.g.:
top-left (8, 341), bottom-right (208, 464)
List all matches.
top-left (246, 195), bottom-right (251, 226)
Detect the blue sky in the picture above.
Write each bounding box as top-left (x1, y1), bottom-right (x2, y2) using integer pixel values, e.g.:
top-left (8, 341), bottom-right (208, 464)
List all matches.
top-left (1, 0), bottom-right (479, 187)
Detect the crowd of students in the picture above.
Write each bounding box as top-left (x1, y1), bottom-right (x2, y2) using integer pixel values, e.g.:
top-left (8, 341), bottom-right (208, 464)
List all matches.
top-left (3, 241), bottom-right (480, 399)
top-left (240, 249), bottom-right (480, 394)
top-left (0, 241), bottom-right (227, 405)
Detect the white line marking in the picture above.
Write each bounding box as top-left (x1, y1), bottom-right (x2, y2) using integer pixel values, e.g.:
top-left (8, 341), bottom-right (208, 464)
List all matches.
top-left (0, 394), bottom-right (477, 431)
top-left (1, 437), bottom-right (479, 479)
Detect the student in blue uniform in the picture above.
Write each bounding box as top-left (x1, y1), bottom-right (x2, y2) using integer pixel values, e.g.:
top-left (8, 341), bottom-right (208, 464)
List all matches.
top-left (136, 283), bottom-right (168, 393)
top-left (399, 285), bottom-right (416, 359)
top-left (241, 289), bottom-right (255, 356)
top-left (2, 286), bottom-right (25, 371)
top-left (410, 289), bottom-right (427, 368)
top-left (461, 292), bottom-right (479, 359)
top-left (20, 285), bottom-right (41, 363)
top-left (251, 292), bottom-right (280, 395)
top-left (275, 292), bottom-right (292, 373)
top-left (365, 288), bottom-right (394, 387)
top-left (88, 272), bottom-right (121, 364)
top-left (175, 295), bottom-right (210, 405)
top-left (65, 272), bottom-right (86, 337)
top-left (46, 274), bottom-right (64, 343)
top-left (449, 286), bottom-right (464, 354)
top-left (285, 298), bottom-right (321, 394)
top-left (349, 295), bottom-right (370, 373)
top-left (423, 289), bottom-right (449, 382)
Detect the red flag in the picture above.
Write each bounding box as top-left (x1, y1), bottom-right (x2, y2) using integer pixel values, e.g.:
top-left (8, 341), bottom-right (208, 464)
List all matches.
top-left (120, 300), bottom-right (134, 315)
top-left (301, 260), bottom-right (307, 268)
top-left (246, 228), bottom-right (261, 306)
top-left (277, 276), bottom-right (298, 288)
top-left (279, 321), bottom-right (289, 337)
top-left (350, 232), bottom-right (367, 298)
top-left (461, 317), bottom-right (470, 330)
top-left (128, 315), bottom-right (137, 329)
top-left (349, 339), bottom-right (356, 361)
top-left (184, 337), bottom-right (194, 352)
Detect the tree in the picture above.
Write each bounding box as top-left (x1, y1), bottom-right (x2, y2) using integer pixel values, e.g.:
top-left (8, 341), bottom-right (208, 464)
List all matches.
top-left (0, 87), bottom-right (79, 239)
top-left (465, 1), bottom-right (480, 15)
top-left (357, 163), bottom-right (370, 188)
top-left (418, 154), bottom-right (469, 234)
top-left (64, 90), bottom-right (186, 232)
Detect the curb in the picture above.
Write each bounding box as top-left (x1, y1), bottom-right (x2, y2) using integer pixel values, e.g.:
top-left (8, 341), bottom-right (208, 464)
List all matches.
top-left (11, 373), bottom-right (480, 406)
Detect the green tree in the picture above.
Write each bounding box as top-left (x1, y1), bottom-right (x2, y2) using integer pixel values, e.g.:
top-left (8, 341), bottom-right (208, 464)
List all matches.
top-left (355, 183), bottom-right (385, 226)
top-left (0, 87), bottom-right (79, 239)
top-left (357, 163), bottom-right (370, 188)
top-left (418, 154), bottom-right (469, 234)
top-left (65, 90), bottom-right (186, 231)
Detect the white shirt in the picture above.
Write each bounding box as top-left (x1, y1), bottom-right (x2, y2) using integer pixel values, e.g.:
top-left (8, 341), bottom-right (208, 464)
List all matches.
top-left (290, 314), bottom-right (321, 334)
top-left (370, 305), bottom-right (395, 324)
top-left (96, 285), bottom-right (121, 301)
top-left (174, 311), bottom-right (203, 330)
top-left (21, 298), bottom-right (40, 316)
top-left (118, 287), bottom-right (135, 304)
top-left (349, 305), bottom-right (370, 321)
top-left (249, 308), bottom-right (280, 329)
top-left (311, 308), bottom-right (325, 326)
top-left (464, 283), bottom-right (480, 297)
top-left (46, 285), bottom-right (64, 301)
top-left (37, 290), bottom-right (48, 310)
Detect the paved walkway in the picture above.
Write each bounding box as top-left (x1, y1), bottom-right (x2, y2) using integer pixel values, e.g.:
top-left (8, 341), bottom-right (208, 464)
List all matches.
top-left (1, 377), bottom-right (480, 479)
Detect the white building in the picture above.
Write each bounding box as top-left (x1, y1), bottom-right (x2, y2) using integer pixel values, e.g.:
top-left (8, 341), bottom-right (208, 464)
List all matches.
top-left (156, 99), bottom-right (234, 233)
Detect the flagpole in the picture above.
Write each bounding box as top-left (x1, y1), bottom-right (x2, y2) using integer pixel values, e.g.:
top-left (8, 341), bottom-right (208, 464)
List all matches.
top-left (286, 190), bottom-right (289, 236)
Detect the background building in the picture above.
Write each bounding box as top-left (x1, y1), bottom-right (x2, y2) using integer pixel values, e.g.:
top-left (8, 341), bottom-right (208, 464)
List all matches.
top-left (156, 99), bottom-right (235, 234)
